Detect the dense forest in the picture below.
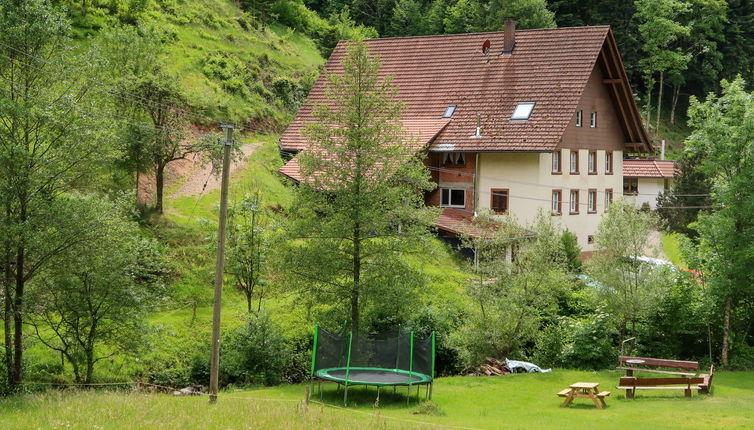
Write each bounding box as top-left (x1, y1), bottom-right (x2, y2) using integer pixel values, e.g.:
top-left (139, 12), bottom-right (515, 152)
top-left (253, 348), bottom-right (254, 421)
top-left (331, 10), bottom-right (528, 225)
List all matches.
top-left (1, 0), bottom-right (754, 396)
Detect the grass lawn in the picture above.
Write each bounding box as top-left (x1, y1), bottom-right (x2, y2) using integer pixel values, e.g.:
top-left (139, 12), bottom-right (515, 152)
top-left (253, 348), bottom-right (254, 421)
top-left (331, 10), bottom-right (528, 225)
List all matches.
top-left (661, 232), bottom-right (688, 269)
top-left (2, 370), bottom-right (752, 429)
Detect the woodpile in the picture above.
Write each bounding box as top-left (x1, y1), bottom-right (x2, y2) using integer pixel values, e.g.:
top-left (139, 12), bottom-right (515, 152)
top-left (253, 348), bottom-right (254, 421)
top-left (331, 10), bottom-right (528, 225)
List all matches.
top-left (471, 358), bottom-right (511, 376)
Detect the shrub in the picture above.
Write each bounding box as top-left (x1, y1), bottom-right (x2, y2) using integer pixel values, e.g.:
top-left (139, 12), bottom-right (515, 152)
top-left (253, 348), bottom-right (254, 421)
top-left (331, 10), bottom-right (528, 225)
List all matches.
top-left (563, 313), bottom-right (617, 370)
top-left (220, 312), bottom-right (288, 386)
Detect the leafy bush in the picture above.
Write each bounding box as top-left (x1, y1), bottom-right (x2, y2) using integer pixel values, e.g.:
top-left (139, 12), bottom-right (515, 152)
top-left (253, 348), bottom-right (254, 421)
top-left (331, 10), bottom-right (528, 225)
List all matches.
top-left (563, 313), bottom-right (617, 370)
top-left (220, 312), bottom-right (289, 386)
top-left (730, 343), bottom-right (754, 370)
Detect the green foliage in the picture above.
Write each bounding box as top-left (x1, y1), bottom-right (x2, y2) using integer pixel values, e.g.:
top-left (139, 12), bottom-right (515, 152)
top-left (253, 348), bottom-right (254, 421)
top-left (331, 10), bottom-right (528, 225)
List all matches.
top-left (455, 212), bottom-right (571, 367)
top-left (219, 313), bottom-right (289, 386)
top-left (560, 231), bottom-right (582, 273)
top-left (585, 200), bottom-right (673, 339)
top-left (684, 77), bottom-right (754, 366)
top-left (443, 0), bottom-right (482, 34)
top-left (27, 195), bottom-right (159, 384)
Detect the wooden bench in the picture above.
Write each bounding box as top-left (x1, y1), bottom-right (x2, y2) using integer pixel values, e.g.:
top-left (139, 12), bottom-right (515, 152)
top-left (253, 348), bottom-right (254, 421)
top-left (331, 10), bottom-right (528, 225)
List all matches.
top-left (618, 376), bottom-right (705, 398)
top-left (616, 356), bottom-right (715, 398)
top-left (557, 389), bottom-right (611, 399)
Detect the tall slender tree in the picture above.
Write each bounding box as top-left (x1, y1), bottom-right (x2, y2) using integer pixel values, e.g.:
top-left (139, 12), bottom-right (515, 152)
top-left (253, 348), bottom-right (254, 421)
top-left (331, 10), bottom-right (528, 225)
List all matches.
top-left (280, 41), bottom-right (436, 334)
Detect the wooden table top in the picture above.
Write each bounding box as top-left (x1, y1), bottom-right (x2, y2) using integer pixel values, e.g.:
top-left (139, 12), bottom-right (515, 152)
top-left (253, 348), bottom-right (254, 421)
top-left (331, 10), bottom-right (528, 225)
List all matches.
top-left (570, 382), bottom-right (599, 389)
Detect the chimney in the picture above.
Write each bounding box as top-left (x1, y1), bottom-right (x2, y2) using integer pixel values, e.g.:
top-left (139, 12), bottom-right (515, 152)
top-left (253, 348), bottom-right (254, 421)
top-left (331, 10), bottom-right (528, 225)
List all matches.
top-left (502, 17), bottom-right (516, 55)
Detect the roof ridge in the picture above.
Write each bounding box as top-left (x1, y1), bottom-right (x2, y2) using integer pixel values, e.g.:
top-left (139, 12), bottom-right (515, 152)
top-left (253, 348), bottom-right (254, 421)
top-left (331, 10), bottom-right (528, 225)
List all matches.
top-left (361, 25), bottom-right (611, 42)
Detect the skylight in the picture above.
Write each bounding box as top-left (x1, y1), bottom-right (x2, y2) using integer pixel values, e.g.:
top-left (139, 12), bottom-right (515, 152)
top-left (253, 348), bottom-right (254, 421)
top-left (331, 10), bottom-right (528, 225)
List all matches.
top-left (511, 102), bottom-right (535, 120)
top-left (443, 105), bottom-right (457, 118)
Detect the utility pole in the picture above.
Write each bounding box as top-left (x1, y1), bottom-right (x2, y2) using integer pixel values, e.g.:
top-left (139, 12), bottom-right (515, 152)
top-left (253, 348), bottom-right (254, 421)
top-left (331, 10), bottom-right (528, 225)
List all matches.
top-left (209, 124), bottom-right (234, 403)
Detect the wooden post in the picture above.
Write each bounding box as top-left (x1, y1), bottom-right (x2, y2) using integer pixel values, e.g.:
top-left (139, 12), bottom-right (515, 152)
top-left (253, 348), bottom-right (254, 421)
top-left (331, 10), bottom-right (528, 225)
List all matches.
top-left (209, 124), bottom-right (234, 403)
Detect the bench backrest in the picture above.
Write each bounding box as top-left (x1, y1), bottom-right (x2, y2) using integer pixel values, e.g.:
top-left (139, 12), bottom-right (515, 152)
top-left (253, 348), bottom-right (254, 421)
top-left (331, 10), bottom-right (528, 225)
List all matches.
top-left (619, 356), bottom-right (699, 371)
top-left (619, 376), bottom-right (705, 387)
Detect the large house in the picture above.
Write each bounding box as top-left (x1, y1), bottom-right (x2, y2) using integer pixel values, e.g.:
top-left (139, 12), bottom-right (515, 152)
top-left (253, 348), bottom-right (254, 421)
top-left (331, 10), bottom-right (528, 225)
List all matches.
top-left (279, 20), bottom-right (657, 251)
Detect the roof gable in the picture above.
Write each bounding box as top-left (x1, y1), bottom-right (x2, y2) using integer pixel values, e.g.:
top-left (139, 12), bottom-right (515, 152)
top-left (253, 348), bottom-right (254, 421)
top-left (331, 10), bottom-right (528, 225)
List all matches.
top-left (280, 26), bottom-right (650, 154)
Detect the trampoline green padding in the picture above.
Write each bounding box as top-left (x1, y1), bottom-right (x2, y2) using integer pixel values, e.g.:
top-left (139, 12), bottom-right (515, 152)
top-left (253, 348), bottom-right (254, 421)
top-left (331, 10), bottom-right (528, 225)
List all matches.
top-left (310, 323), bottom-right (436, 404)
top-left (314, 367), bottom-right (432, 386)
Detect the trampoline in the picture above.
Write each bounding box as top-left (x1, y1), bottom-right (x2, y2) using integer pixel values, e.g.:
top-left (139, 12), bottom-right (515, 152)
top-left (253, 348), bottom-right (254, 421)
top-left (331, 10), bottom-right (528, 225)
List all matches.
top-left (314, 367), bottom-right (432, 386)
top-left (310, 324), bottom-right (435, 405)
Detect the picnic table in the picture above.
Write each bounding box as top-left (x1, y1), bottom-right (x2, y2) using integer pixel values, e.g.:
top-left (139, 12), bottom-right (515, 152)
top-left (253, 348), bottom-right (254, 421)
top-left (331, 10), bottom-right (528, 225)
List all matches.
top-left (557, 382), bottom-right (610, 409)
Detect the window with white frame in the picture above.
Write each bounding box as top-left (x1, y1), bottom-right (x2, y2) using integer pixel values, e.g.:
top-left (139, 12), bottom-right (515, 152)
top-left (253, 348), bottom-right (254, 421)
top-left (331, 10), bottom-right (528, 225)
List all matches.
top-left (570, 150), bottom-right (579, 174)
top-left (590, 111), bottom-right (597, 128)
top-left (551, 190), bottom-right (562, 215)
top-left (576, 110), bottom-right (583, 127)
top-left (588, 189), bottom-right (597, 213)
top-left (588, 151), bottom-right (597, 174)
top-left (570, 189), bottom-right (579, 214)
top-left (441, 188), bottom-right (465, 208)
top-left (605, 189), bottom-right (613, 211)
top-left (552, 150), bottom-right (561, 173)
top-left (605, 151), bottom-right (613, 174)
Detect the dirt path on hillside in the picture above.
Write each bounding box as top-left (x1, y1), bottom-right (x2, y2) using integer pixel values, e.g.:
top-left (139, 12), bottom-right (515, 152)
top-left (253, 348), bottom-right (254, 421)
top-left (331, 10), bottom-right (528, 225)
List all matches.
top-left (646, 230), bottom-right (667, 260)
top-left (171, 143), bottom-right (259, 198)
top-left (136, 143), bottom-right (260, 206)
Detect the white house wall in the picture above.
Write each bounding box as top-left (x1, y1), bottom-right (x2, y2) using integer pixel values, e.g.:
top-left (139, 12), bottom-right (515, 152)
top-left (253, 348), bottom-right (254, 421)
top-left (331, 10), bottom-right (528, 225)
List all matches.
top-left (477, 150), bottom-right (623, 251)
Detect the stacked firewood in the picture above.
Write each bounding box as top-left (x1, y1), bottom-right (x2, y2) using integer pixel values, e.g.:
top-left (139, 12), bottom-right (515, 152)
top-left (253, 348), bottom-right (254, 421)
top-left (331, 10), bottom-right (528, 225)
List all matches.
top-left (471, 358), bottom-right (511, 376)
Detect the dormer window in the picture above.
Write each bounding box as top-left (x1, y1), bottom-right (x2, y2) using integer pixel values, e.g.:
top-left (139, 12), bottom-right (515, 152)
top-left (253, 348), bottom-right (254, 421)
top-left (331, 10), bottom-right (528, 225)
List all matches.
top-left (576, 110), bottom-right (583, 127)
top-left (511, 102), bottom-right (535, 120)
top-left (443, 105), bottom-right (457, 118)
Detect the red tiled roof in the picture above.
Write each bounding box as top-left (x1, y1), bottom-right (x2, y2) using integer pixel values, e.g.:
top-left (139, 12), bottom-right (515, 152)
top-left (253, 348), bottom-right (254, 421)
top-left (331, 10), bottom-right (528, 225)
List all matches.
top-left (279, 118), bottom-right (451, 183)
top-left (435, 208), bottom-right (482, 237)
top-left (280, 26), bottom-right (648, 153)
top-left (623, 159), bottom-right (676, 178)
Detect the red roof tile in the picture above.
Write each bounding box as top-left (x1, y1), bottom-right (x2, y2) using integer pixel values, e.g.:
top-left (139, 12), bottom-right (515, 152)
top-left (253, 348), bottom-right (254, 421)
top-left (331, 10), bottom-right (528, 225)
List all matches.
top-left (280, 26), bottom-right (648, 153)
top-left (623, 159), bottom-right (676, 178)
top-left (435, 208), bottom-right (481, 237)
top-left (279, 118), bottom-right (451, 183)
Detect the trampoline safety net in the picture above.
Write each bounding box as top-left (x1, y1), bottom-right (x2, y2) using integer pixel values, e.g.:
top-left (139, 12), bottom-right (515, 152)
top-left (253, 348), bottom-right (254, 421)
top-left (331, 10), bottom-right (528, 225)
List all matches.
top-left (311, 325), bottom-right (435, 388)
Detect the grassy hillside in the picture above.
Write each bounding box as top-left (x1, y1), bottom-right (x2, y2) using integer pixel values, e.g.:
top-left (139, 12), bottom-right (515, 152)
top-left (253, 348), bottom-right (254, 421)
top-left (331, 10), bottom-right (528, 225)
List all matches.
top-left (69, 0), bottom-right (324, 127)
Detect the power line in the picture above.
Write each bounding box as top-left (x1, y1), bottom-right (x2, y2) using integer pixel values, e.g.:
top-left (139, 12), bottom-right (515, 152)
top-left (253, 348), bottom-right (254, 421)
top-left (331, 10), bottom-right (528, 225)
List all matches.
top-left (425, 165), bottom-right (711, 198)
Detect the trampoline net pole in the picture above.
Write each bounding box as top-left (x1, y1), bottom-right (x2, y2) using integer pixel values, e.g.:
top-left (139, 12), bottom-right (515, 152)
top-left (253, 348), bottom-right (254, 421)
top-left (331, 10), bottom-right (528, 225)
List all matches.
top-left (344, 332), bottom-right (353, 406)
top-left (407, 331), bottom-right (414, 405)
top-left (310, 325), bottom-right (319, 379)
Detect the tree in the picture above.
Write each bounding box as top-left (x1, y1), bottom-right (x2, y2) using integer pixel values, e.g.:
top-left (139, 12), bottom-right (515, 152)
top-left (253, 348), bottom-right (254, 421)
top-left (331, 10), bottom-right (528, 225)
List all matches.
top-left (280, 41), bottom-right (436, 334)
top-left (456, 211), bottom-right (570, 365)
top-left (656, 152), bottom-right (712, 238)
top-left (420, 0), bottom-right (448, 35)
top-left (635, 0), bottom-right (691, 132)
top-left (26, 196), bottom-right (155, 383)
top-left (667, 0), bottom-right (727, 124)
top-left (443, 0), bottom-right (482, 34)
top-left (388, 0), bottom-right (423, 37)
top-left (0, 0), bottom-right (111, 388)
top-left (227, 192), bottom-right (268, 313)
top-left (486, 0), bottom-right (556, 30)
top-left (585, 200), bottom-right (673, 340)
top-left (684, 78), bottom-right (754, 367)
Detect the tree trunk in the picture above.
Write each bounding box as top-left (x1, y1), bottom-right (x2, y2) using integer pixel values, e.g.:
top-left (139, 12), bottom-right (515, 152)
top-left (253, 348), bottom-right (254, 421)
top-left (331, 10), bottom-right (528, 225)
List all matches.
top-left (135, 170), bottom-right (140, 204)
top-left (645, 77), bottom-right (653, 129)
top-left (81, 0), bottom-right (88, 17)
top-left (245, 287), bottom-right (252, 313)
top-left (656, 71), bottom-right (664, 133)
top-left (155, 163), bottom-right (166, 214)
top-left (12, 243), bottom-right (24, 386)
top-left (721, 294), bottom-right (732, 368)
top-left (670, 84), bottom-right (681, 125)
top-left (3, 222), bottom-right (13, 387)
